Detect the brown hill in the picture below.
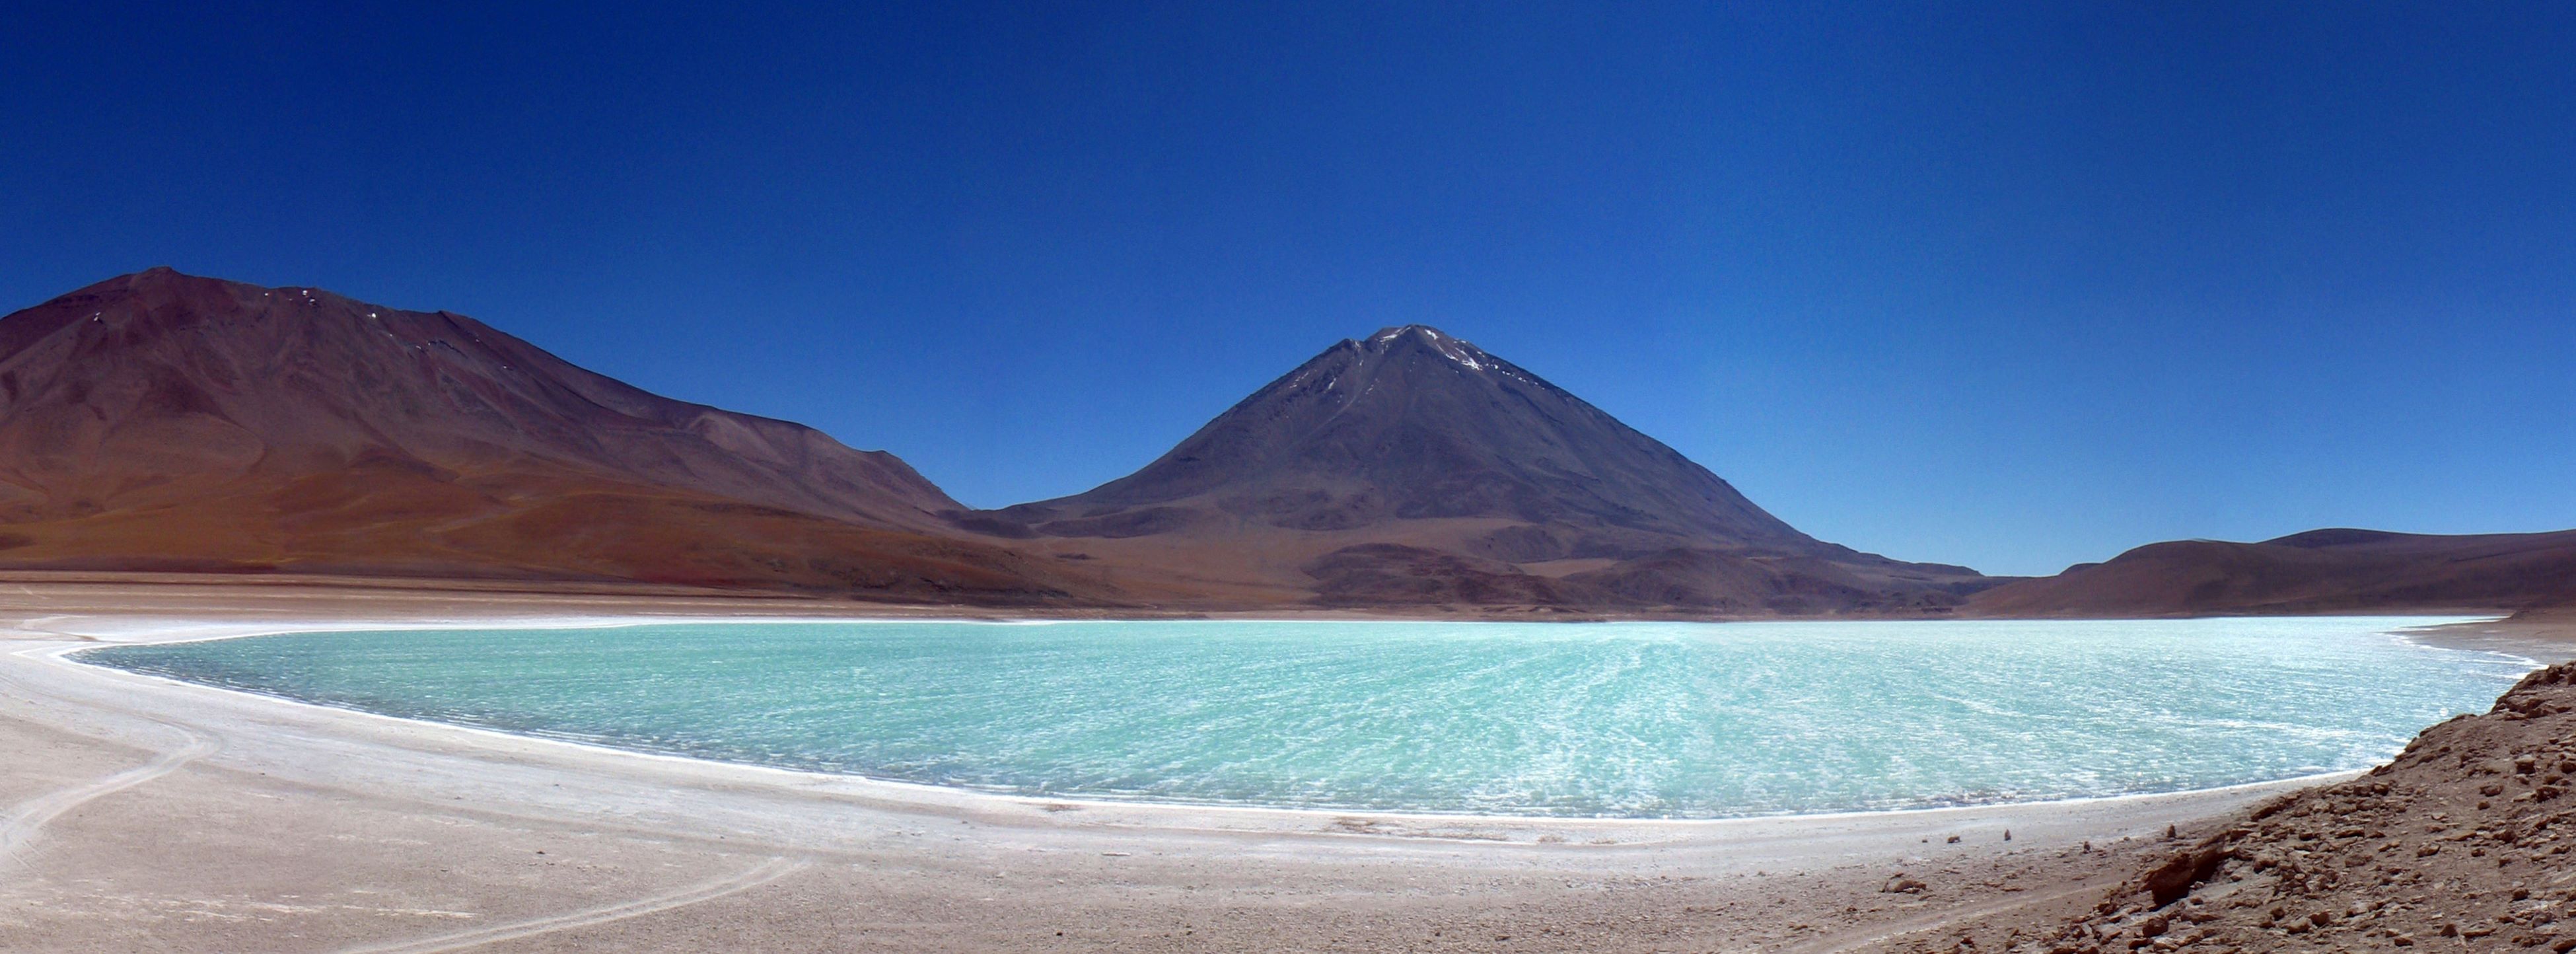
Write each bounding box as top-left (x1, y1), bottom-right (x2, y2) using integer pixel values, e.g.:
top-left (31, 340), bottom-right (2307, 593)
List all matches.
top-left (963, 325), bottom-right (1992, 614)
top-left (1969, 528), bottom-right (2576, 617)
top-left (0, 268), bottom-right (1098, 604)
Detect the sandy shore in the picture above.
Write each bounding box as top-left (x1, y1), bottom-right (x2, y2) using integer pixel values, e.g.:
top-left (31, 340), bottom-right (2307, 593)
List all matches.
top-left (0, 580), bottom-right (2560, 953)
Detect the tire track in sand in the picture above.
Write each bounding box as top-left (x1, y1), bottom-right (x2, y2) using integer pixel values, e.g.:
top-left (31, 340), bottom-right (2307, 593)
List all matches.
top-left (1785, 876), bottom-right (2113, 953)
top-left (1, 641), bottom-right (806, 951)
top-left (0, 642), bottom-right (224, 870)
top-left (336, 856), bottom-right (810, 954)
top-left (0, 728), bottom-right (221, 870)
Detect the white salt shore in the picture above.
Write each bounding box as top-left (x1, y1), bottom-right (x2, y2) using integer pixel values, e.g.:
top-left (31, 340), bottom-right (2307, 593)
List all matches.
top-left (0, 587), bottom-right (2497, 953)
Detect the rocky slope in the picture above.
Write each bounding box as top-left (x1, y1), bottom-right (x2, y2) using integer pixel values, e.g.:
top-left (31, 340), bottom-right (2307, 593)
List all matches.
top-left (965, 325), bottom-right (1991, 614)
top-left (0, 268), bottom-right (1098, 603)
top-left (1969, 528), bottom-right (2576, 618)
top-left (1874, 633), bottom-right (2576, 953)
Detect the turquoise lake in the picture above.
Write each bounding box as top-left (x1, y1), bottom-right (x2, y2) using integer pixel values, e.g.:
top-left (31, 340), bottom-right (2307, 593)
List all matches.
top-left (82, 617), bottom-right (2528, 819)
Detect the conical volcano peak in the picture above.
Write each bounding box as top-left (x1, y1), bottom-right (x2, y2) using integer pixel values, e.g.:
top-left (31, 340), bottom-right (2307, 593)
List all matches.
top-left (1361, 324), bottom-right (1471, 351)
top-left (996, 322), bottom-right (1816, 546)
top-left (1363, 323), bottom-right (1452, 343)
top-left (975, 324), bottom-right (1989, 612)
top-left (1355, 324), bottom-right (1501, 373)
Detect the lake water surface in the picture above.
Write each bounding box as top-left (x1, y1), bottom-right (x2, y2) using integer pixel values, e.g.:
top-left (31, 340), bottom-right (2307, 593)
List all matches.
top-left (82, 616), bottom-right (2528, 818)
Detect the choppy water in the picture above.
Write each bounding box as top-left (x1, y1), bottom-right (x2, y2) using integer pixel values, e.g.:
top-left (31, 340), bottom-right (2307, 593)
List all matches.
top-left (81, 617), bottom-right (2528, 818)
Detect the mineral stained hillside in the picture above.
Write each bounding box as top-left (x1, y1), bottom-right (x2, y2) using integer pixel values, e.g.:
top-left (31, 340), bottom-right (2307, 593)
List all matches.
top-left (0, 268), bottom-right (1094, 603)
top-left (965, 324), bottom-right (1995, 613)
top-left (1969, 528), bottom-right (2576, 618)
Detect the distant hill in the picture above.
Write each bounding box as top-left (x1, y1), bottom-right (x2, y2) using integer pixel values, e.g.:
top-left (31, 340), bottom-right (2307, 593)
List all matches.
top-left (1967, 528), bottom-right (2576, 616)
top-left (964, 325), bottom-right (1994, 614)
top-left (0, 268), bottom-right (1096, 604)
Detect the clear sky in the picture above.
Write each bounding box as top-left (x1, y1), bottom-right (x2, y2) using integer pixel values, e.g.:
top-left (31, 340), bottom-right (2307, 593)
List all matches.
top-left (5, 2), bottom-right (2571, 577)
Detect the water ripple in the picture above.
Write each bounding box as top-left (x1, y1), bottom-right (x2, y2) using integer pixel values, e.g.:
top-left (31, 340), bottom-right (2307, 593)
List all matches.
top-left (81, 617), bottom-right (2527, 819)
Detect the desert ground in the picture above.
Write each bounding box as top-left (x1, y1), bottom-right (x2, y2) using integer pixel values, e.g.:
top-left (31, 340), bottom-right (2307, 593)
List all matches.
top-left (0, 576), bottom-right (2559, 953)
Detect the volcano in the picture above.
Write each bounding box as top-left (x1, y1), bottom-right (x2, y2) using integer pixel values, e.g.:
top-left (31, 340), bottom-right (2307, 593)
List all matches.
top-left (0, 268), bottom-right (1093, 603)
top-left (967, 326), bottom-right (1992, 613)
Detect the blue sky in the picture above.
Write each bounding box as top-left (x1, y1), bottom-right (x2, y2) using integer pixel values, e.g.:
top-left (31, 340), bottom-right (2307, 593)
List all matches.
top-left (4, 2), bottom-right (2571, 576)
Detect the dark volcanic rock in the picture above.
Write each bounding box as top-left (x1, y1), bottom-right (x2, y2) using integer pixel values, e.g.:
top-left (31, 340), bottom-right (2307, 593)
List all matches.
top-left (995, 326), bottom-right (1805, 544)
top-left (1966, 659), bottom-right (2576, 953)
top-left (971, 325), bottom-right (1992, 614)
top-left (1301, 543), bottom-right (1579, 608)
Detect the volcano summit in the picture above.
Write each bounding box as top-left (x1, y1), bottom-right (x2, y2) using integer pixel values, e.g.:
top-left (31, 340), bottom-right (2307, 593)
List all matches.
top-left (968, 325), bottom-right (1993, 613)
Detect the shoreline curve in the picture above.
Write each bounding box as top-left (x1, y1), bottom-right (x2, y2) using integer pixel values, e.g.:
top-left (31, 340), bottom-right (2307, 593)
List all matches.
top-left (28, 612), bottom-right (2511, 832)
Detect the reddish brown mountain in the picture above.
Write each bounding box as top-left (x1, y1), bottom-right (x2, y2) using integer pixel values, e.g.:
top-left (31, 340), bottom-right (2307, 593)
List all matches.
top-left (1968, 527), bottom-right (2576, 617)
top-left (0, 268), bottom-right (1096, 603)
top-left (964, 325), bottom-right (1993, 614)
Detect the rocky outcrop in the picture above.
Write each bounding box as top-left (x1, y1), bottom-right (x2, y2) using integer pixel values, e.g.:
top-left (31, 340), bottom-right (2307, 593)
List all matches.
top-left (2009, 662), bottom-right (2576, 953)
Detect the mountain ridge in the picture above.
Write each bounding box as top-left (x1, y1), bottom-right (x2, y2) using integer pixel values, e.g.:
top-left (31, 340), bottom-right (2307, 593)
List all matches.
top-left (0, 267), bottom-right (960, 529)
top-left (0, 268), bottom-right (1097, 603)
top-left (21, 269), bottom-right (2552, 618)
top-left (1966, 527), bottom-right (2576, 616)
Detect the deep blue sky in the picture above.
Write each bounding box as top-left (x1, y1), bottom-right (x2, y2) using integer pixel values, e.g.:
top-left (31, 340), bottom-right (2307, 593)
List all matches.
top-left (5, 2), bottom-right (2571, 576)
